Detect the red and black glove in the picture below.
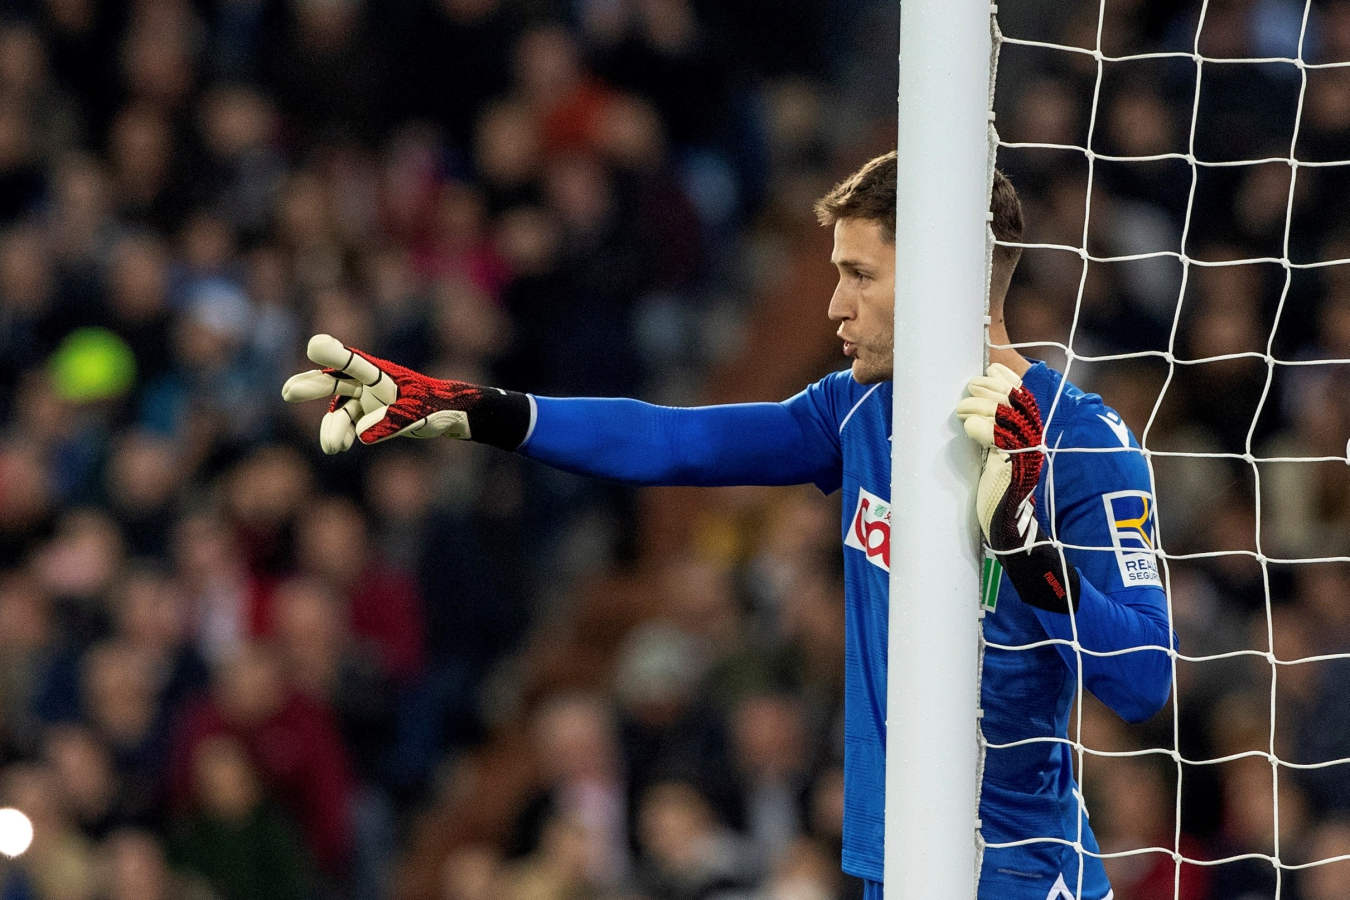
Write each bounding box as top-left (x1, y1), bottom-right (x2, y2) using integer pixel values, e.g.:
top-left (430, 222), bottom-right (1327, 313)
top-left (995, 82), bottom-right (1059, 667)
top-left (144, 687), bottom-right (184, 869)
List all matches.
top-left (282, 334), bottom-right (530, 454)
top-left (957, 363), bottom-right (1079, 614)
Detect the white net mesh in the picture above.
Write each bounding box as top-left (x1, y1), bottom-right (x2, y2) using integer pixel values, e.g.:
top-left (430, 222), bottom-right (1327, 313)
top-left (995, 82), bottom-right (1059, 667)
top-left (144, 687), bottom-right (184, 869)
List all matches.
top-left (987, 1), bottom-right (1350, 897)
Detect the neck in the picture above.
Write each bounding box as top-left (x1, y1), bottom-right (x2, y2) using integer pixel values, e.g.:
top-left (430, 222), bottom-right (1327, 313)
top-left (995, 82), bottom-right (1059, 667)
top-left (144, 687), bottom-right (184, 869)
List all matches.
top-left (988, 316), bottom-right (1031, 376)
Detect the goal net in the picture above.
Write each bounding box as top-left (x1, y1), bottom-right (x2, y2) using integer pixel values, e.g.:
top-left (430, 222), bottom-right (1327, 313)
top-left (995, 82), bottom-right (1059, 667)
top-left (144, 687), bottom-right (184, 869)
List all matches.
top-left (985, 0), bottom-right (1350, 897)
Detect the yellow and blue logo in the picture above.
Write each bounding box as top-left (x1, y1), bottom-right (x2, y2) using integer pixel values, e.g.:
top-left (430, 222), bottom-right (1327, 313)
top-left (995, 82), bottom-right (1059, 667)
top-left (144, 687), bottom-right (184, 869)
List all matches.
top-left (1102, 490), bottom-right (1161, 587)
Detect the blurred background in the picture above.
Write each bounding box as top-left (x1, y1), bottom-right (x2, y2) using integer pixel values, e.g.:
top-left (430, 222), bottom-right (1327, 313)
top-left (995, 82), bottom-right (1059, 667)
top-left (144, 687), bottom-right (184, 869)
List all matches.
top-left (0, 0), bottom-right (1346, 897)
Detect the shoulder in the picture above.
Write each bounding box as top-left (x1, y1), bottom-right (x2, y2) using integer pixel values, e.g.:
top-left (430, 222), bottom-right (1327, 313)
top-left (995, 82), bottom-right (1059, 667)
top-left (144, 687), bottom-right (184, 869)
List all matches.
top-left (787, 368), bottom-right (881, 431)
top-left (818, 368), bottom-right (872, 404)
top-left (1026, 364), bottom-right (1152, 492)
top-left (1025, 363), bottom-right (1139, 452)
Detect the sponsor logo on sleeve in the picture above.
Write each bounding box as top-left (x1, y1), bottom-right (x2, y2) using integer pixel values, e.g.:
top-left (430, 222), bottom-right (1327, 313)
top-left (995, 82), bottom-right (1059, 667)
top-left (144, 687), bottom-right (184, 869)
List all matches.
top-left (1097, 411), bottom-right (1132, 448)
top-left (844, 487), bottom-right (890, 572)
top-left (1102, 490), bottom-right (1162, 588)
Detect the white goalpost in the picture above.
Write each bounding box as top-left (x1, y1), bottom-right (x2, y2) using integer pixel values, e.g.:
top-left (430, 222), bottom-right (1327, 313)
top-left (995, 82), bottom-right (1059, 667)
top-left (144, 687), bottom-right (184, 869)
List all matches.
top-left (888, 0), bottom-right (1350, 898)
top-left (886, 0), bottom-right (994, 897)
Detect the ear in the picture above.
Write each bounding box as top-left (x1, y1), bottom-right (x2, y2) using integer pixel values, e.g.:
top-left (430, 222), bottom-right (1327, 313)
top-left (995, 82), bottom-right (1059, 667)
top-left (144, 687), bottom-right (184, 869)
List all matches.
top-left (988, 264), bottom-right (1013, 316)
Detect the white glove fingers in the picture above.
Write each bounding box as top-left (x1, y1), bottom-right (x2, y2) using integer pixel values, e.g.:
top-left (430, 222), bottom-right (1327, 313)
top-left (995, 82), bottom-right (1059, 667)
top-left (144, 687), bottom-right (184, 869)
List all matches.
top-left (963, 414), bottom-right (996, 447)
top-left (357, 380), bottom-right (386, 416)
top-left (965, 378), bottom-right (1011, 404)
top-left (319, 397), bottom-right (361, 454)
top-left (306, 333), bottom-right (363, 371)
top-left (955, 396), bottom-right (999, 420)
top-left (306, 334), bottom-right (398, 405)
top-left (354, 404), bottom-right (395, 444)
top-left (281, 369), bottom-right (363, 403)
top-left (985, 362), bottom-right (1022, 391)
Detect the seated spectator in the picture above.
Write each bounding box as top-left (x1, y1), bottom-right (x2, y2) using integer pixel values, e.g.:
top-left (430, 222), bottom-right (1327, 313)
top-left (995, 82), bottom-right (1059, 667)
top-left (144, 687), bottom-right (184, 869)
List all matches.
top-left (2, 761), bottom-right (95, 900)
top-left (270, 574), bottom-right (397, 783)
top-left (1298, 817), bottom-right (1350, 900)
top-left (633, 779), bottom-right (754, 899)
top-left (290, 493), bottom-right (426, 684)
top-left (96, 827), bottom-right (216, 900)
top-left (43, 723), bottom-right (123, 839)
top-left (168, 733), bottom-right (314, 900)
top-left (79, 640), bottom-right (173, 824)
top-left (168, 640), bottom-right (354, 878)
top-left (438, 842), bottom-right (508, 900)
top-left (510, 692), bottom-right (630, 890)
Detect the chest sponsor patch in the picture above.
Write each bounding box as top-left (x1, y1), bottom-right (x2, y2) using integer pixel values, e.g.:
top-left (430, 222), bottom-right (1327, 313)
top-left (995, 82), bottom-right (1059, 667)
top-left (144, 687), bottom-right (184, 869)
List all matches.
top-left (1102, 490), bottom-right (1162, 588)
top-left (844, 486), bottom-right (891, 572)
top-left (981, 549), bottom-right (1003, 612)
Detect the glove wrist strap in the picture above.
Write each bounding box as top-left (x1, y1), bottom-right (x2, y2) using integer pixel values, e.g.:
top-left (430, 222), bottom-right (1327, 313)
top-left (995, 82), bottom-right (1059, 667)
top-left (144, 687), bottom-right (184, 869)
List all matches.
top-left (466, 388), bottom-right (532, 450)
top-left (994, 518), bottom-right (1081, 615)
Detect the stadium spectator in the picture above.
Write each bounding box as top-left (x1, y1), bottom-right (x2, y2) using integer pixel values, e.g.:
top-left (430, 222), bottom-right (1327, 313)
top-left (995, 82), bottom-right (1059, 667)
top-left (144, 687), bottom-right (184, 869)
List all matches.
top-left (168, 733), bottom-right (314, 900)
top-left (0, 1), bottom-right (1344, 897)
top-left (168, 641), bottom-right (355, 877)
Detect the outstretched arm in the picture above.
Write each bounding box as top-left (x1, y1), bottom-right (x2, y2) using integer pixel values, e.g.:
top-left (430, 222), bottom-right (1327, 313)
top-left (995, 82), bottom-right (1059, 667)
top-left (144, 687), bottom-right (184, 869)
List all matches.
top-left (522, 396), bottom-right (840, 488)
top-left (282, 334), bottom-right (842, 490)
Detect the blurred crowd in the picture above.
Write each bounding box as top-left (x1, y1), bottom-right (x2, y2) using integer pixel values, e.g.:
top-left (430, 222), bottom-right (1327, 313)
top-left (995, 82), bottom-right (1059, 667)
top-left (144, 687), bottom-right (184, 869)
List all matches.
top-left (996, 2), bottom-right (1350, 898)
top-left (0, 0), bottom-right (1346, 898)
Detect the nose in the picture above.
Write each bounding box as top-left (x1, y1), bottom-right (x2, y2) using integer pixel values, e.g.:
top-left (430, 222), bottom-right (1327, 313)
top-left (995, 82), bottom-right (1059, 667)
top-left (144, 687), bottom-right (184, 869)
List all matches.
top-left (827, 281), bottom-right (852, 322)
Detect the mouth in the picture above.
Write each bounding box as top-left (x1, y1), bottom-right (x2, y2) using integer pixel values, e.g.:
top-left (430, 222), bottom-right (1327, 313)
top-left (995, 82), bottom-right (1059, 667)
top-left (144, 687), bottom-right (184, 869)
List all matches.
top-left (842, 340), bottom-right (856, 358)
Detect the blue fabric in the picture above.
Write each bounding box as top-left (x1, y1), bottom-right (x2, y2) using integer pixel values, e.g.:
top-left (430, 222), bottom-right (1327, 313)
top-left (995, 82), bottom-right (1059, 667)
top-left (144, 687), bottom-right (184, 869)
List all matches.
top-left (519, 363), bottom-right (1173, 898)
top-left (973, 364), bottom-right (1173, 899)
top-left (523, 390), bottom-right (842, 491)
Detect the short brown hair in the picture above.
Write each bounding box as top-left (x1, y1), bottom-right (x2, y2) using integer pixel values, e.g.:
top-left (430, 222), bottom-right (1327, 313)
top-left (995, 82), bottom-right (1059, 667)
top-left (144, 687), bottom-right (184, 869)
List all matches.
top-left (990, 168), bottom-right (1023, 276)
top-left (814, 151), bottom-right (899, 241)
top-left (814, 152), bottom-right (1024, 275)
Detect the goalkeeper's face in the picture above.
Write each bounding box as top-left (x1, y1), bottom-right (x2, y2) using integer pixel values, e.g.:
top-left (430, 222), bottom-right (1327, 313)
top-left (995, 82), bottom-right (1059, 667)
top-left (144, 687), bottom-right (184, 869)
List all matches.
top-left (828, 217), bottom-right (896, 384)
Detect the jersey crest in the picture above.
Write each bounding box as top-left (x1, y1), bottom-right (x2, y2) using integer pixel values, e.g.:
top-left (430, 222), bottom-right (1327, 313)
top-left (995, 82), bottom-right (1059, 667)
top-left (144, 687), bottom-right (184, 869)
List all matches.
top-left (844, 486), bottom-right (891, 572)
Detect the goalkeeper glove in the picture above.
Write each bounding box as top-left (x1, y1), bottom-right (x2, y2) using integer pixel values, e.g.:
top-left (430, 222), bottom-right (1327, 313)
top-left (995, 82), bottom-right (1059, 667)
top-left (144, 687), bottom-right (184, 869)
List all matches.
top-left (281, 334), bottom-right (531, 454)
top-left (956, 363), bottom-right (1079, 614)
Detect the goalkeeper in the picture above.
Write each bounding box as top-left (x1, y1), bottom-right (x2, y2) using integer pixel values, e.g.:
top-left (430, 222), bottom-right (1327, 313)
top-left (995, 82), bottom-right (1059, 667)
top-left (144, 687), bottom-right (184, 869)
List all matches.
top-left (283, 153), bottom-right (1173, 900)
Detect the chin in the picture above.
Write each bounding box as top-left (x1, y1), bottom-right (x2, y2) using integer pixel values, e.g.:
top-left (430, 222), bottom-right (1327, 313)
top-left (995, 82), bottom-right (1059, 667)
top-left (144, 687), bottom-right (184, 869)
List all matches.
top-left (850, 360), bottom-right (891, 384)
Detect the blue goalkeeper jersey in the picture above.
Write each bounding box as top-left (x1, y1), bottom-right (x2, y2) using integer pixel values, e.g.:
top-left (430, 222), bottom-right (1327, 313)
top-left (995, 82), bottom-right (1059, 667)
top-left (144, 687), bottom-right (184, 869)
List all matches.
top-left (520, 361), bottom-right (1173, 898)
top-left (795, 363), bottom-right (1173, 895)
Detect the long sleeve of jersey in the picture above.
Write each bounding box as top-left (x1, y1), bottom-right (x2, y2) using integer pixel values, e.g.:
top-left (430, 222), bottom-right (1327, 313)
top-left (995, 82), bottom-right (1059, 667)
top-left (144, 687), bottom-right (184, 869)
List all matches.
top-left (1031, 575), bottom-right (1172, 722)
top-left (1031, 437), bottom-right (1175, 723)
top-left (518, 381), bottom-right (845, 491)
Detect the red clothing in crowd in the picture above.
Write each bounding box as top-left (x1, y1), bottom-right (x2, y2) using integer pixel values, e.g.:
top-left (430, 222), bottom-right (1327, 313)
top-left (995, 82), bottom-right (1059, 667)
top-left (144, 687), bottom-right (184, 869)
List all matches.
top-left (170, 690), bottom-right (356, 873)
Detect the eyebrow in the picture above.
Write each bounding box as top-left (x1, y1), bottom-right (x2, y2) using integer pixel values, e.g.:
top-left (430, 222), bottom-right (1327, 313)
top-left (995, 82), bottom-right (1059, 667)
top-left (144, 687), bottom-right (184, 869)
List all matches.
top-left (832, 258), bottom-right (870, 272)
